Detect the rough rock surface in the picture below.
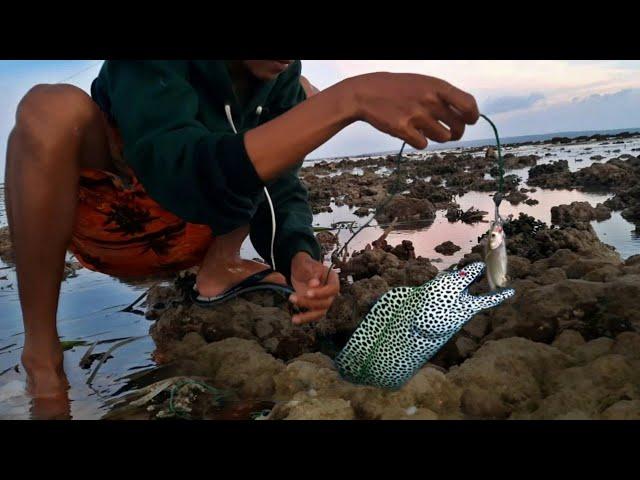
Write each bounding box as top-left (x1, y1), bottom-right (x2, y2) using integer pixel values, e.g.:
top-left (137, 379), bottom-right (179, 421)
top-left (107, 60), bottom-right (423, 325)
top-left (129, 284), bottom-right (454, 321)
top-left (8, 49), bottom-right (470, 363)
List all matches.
top-left (136, 217), bottom-right (640, 421)
top-left (551, 201), bottom-right (612, 226)
top-left (503, 154), bottom-right (539, 170)
top-left (106, 142), bottom-right (640, 420)
top-left (315, 231), bottom-right (338, 255)
top-left (375, 196), bottom-right (436, 224)
top-left (604, 184), bottom-right (640, 224)
top-left (0, 226), bottom-right (13, 265)
top-left (149, 279), bottom-right (317, 363)
top-left (408, 180), bottom-right (455, 208)
top-left (528, 160), bottom-right (574, 189)
top-left (434, 240), bottom-right (461, 256)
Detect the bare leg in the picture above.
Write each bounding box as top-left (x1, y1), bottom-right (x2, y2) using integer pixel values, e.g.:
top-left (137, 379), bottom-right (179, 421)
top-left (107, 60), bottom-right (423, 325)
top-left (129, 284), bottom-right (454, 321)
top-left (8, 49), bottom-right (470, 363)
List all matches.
top-left (195, 225), bottom-right (286, 297)
top-left (5, 84), bottom-right (113, 402)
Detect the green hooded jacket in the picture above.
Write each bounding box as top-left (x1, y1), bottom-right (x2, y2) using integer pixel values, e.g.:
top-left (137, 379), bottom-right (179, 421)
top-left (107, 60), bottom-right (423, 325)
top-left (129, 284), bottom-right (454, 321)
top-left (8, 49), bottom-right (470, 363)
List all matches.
top-left (91, 60), bottom-right (321, 280)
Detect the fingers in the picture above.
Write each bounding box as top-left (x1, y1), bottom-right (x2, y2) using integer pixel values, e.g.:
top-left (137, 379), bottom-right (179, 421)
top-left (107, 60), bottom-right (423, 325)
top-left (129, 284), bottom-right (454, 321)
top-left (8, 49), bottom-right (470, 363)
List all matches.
top-left (305, 277), bottom-right (340, 300)
top-left (430, 103), bottom-right (466, 141)
top-left (292, 309), bottom-right (327, 325)
top-left (289, 293), bottom-right (333, 312)
top-left (289, 268), bottom-right (340, 325)
top-left (414, 115), bottom-right (452, 144)
top-left (401, 126), bottom-right (428, 150)
top-left (437, 82), bottom-right (480, 125)
top-left (405, 82), bottom-right (475, 145)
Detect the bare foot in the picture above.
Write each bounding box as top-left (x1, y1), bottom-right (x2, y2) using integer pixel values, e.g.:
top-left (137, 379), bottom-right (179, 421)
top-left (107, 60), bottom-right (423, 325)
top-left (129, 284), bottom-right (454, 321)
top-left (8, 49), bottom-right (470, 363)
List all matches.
top-left (30, 391), bottom-right (72, 420)
top-left (22, 350), bottom-right (71, 420)
top-left (22, 347), bottom-right (69, 398)
top-left (196, 259), bottom-right (287, 297)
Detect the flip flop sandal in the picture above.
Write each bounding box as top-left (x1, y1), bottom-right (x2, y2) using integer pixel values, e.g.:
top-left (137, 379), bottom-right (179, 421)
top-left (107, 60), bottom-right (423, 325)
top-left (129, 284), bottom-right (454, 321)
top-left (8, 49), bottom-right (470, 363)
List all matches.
top-left (190, 268), bottom-right (294, 307)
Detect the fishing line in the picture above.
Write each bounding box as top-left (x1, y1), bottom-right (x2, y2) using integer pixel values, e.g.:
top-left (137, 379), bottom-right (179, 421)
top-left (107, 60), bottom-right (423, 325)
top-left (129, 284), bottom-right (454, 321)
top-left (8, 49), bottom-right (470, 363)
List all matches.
top-left (321, 114), bottom-right (505, 286)
top-left (55, 60), bottom-right (103, 84)
top-left (479, 113), bottom-right (505, 224)
top-left (322, 142), bottom-right (406, 285)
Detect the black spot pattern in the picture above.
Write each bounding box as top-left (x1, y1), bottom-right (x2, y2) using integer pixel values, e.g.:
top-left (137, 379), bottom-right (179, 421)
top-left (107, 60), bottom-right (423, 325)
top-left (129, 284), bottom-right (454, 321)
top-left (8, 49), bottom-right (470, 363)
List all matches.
top-left (335, 262), bottom-right (515, 389)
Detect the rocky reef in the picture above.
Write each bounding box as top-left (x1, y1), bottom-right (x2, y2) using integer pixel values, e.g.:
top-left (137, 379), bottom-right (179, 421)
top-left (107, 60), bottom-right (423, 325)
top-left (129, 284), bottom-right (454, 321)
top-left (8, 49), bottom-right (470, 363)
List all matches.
top-left (110, 207), bottom-right (640, 420)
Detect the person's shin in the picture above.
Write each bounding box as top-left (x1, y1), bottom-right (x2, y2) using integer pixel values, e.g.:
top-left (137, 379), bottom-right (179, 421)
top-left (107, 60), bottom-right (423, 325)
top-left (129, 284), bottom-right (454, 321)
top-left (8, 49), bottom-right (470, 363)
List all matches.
top-left (206, 225), bottom-right (250, 262)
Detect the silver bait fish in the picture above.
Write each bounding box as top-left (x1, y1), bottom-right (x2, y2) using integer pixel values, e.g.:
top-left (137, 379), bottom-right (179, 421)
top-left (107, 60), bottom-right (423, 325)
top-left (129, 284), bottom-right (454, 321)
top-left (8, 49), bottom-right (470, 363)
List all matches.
top-left (485, 220), bottom-right (508, 290)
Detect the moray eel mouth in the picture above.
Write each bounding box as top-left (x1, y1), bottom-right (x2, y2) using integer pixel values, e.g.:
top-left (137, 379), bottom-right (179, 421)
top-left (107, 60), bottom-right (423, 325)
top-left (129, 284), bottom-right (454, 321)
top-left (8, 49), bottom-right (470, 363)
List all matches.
top-left (454, 262), bottom-right (487, 295)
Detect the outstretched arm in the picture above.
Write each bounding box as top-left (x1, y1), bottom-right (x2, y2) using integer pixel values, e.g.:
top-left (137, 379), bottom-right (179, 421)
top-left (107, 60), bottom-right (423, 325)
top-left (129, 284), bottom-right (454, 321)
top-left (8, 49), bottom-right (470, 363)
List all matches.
top-left (250, 72), bottom-right (339, 324)
top-left (245, 71), bottom-right (480, 182)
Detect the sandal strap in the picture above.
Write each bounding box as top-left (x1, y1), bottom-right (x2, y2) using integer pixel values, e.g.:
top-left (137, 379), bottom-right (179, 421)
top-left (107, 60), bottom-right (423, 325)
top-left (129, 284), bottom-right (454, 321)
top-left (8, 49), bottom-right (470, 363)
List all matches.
top-left (232, 268), bottom-right (275, 290)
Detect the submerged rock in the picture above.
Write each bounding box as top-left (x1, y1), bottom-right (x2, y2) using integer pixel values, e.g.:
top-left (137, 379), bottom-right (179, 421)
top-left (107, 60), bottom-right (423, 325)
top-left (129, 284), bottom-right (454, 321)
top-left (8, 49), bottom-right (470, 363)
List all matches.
top-left (375, 196), bottom-right (436, 224)
top-left (315, 230), bottom-right (338, 255)
top-left (446, 206), bottom-right (488, 224)
top-left (504, 190), bottom-right (528, 205)
top-left (499, 213), bottom-right (618, 262)
top-left (551, 201), bottom-right (611, 226)
top-left (0, 226), bottom-right (13, 265)
top-left (408, 180), bottom-right (455, 208)
top-left (434, 240), bottom-right (461, 256)
top-left (528, 160), bottom-right (574, 189)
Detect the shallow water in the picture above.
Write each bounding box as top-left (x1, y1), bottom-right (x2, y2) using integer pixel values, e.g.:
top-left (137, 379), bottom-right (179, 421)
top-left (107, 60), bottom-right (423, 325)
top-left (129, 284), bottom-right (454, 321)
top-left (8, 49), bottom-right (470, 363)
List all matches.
top-left (0, 135), bottom-right (639, 419)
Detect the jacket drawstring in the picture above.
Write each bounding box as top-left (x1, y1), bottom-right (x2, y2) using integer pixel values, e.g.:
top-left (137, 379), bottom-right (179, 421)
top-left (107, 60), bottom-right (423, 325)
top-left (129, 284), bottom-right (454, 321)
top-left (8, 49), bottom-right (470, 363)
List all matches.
top-left (224, 104), bottom-right (277, 272)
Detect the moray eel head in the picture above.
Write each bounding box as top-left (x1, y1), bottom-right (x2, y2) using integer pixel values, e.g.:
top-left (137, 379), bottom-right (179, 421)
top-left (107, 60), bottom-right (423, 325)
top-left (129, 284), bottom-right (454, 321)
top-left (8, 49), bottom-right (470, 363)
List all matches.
top-left (412, 262), bottom-right (515, 338)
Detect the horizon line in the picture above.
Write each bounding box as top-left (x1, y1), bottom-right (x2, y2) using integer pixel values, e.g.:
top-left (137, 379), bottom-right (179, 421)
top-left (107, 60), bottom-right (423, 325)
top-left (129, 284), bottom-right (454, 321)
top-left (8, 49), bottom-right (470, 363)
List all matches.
top-left (308, 125), bottom-right (640, 161)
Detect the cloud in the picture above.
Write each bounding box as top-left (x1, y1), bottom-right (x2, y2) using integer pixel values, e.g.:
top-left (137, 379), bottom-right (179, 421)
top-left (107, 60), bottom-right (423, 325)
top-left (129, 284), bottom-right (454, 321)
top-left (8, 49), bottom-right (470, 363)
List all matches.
top-left (309, 88), bottom-right (640, 158)
top-left (482, 93), bottom-right (545, 115)
top-left (331, 60), bottom-right (640, 94)
top-left (485, 88), bottom-right (640, 137)
top-left (0, 61), bottom-right (101, 182)
top-left (2, 61), bottom-right (640, 172)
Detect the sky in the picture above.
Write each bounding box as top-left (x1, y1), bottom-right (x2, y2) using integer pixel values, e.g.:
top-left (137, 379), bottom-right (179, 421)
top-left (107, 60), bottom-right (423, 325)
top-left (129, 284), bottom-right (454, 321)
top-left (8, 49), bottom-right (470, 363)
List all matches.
top-left (1, 60), bottom-right (640, 181)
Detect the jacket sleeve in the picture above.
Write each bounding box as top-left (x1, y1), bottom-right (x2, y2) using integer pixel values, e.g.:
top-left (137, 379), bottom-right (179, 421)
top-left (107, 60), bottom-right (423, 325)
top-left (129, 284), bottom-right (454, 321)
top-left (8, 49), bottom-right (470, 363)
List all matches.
top-left (249, 62), bottom-right (321, 281)
top-left (250, 166), bottom-right (321, 281)
top-left (101, 60), bottom-right (264, 234)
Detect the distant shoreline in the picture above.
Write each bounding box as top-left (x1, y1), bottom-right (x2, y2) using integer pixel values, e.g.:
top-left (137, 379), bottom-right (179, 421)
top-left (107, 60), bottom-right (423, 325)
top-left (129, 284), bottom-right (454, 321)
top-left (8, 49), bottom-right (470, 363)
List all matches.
top-left (309, 126), bottom-right (640, 161)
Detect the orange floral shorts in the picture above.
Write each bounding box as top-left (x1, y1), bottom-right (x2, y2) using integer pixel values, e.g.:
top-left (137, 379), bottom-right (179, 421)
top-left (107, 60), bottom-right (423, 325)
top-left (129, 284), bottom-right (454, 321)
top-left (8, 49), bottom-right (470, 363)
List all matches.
top-left (69, 115), bottom-right (212, 278)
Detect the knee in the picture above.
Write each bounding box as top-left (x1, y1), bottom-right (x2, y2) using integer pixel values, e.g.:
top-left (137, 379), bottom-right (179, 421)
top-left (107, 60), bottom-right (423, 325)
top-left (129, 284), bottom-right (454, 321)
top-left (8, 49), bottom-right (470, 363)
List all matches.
top-left (13, 83), bottom-right (98, 150)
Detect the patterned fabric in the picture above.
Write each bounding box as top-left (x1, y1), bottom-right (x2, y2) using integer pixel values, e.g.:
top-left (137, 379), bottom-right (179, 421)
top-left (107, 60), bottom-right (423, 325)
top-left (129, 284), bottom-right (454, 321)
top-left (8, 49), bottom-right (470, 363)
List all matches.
top-left (70, 168), bottom-right (212, 277)
top-left (69, 114), bottom-right (212, 278)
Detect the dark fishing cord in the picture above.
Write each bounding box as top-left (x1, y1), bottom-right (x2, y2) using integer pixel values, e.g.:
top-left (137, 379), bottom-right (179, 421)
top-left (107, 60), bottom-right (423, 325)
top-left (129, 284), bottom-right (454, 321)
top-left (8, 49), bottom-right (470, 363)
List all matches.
top-left (56, 61), bottom-right (103, 84)
top-left (322, 114), bottom-right (505, 286)
top-left (480, 113), bottom-right (505, 213)
top-left (322, 142), bottom-right (407, 285)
